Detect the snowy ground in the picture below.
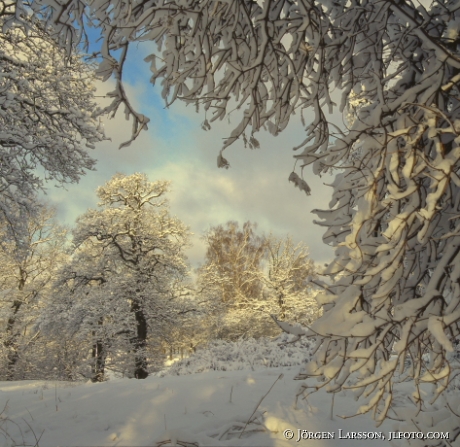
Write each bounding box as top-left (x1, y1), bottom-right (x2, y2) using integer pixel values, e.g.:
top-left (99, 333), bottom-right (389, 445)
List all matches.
top-left (1, 368), bottom-right (399, 447)
top-left (0, 338), bottom-right (428, 447)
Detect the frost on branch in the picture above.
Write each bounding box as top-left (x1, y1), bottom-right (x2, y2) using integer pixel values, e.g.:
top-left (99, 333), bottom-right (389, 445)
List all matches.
top-left (0, 16), bottom-right (105, 235)
top-left (26, 0), bottom-right (331, 161)
top-left (293, 1), bottom-right (460, 438)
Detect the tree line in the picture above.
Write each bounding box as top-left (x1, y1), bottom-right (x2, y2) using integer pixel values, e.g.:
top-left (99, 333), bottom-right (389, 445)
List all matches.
top-left (0, 173), bottom-right (318, 382)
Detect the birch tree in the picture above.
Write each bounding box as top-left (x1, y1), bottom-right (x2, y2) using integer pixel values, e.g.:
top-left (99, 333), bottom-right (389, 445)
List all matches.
top-left (261, 234), bottom-right (319, 325)
top-left (13, 0), bottom-right (460, 438)
top-left (197, 221), bottom-right (267, 339)
top-left (199, 221), bottom-right (266, 303)
top-left (198, 225), bottom-right (319, 339)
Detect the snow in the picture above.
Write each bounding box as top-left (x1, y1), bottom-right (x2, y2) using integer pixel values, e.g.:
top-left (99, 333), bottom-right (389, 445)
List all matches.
top-left (428, 317), bottom-right (454, 353)
top-left (2, 336), bottom-right (460, 447)
top-left (0, 369), bottom-right (396, 447)
top-left (0, 338), bottom-right (399, 447)
top-left (156, 336), bottom-right (315, 376)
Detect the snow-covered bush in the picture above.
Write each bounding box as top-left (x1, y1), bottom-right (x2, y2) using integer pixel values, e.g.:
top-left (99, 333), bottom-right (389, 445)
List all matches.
top-left (157, 333), bottom-right (316, 376)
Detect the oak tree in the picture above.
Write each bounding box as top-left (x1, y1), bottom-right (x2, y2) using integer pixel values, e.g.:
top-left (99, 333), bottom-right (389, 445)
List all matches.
top-left (47, 173), bottom-right (191, 380)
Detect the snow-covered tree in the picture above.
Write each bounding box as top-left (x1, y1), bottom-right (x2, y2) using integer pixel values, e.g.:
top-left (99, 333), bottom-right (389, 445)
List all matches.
top-left (260, 234), bottom-right (319, 325)
top-left (199, 221), bottom-right (266, 303)
top-left (17, 0), bottom-right (460, 437)
top-left (152, 269), bottom-right (209, 361)
top-left (0, 15), bottom-right (105, 236)
top-left (45, 239), bottom-right (126, 381)
top-left (45, 173), bottom-right (192, 380)
top-left (198, 225), bottom-right (319, 339)
top-left (197, 221), bottom-right (268, 339)
top-left (0, 201), bottom-right (69, 380)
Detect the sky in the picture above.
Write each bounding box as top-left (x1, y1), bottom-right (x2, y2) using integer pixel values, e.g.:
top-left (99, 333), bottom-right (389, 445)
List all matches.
top-left (42, 39), bottom-right (336, 270)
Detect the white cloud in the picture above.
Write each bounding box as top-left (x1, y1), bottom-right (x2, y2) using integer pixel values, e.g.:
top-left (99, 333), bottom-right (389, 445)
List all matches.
top-left (42, 53), bottom-right (335, 269)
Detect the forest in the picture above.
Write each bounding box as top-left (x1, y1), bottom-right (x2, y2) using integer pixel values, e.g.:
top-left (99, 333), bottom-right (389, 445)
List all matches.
top-left (0, 172), bottom-right (319, 382)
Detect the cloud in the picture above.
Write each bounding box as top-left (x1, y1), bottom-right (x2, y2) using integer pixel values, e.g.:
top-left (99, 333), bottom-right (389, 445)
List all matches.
top-left (42, 50), bottom-right (336, 270)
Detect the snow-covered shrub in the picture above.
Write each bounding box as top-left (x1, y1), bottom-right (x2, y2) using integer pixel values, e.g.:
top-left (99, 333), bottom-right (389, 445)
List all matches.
top-left (157, 333), bottom-right (316, 376)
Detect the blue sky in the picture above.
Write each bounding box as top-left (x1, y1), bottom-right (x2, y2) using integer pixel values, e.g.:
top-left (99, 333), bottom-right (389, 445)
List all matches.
top-left (44, 34), bottom-right (336, 269)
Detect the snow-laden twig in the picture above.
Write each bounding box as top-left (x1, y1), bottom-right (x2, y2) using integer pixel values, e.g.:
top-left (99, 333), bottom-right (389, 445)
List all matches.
top-left (238, 373), bottom-right (284, 438)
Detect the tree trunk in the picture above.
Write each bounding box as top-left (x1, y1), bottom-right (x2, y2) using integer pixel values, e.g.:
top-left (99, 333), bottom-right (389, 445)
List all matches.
top-left (91, 318), bottom-right (106, 382)
top-left (4, 271), bottom-right (27, 381)
top-left (4, 299), bottom-right (22, 381)
top-left (277, 290), bottom-right (286, 320)
top-left (131, 298), bottom-right (148, 379)
top-left (91, 338), bottom-right (106, 382)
